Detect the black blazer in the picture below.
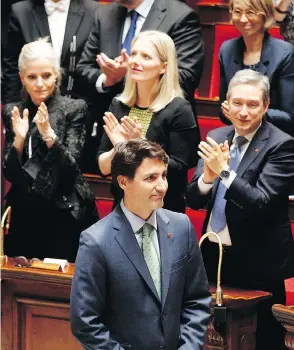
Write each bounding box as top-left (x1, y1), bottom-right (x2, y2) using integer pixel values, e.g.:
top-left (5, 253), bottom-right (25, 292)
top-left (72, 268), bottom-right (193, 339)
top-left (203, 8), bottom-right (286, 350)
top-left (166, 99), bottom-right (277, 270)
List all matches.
top-left (76, 0), bottom-right (204, 127)
top-left (219, 32), bottom-right (294, 137)
top-left (186, 121), bottom-right (294, 283)
top-left (98, 97), bottom-right (199, 213)
top-left (3, 95), bottom-right (98, 227)
top-left (2, 0), bottom-right (101, 103)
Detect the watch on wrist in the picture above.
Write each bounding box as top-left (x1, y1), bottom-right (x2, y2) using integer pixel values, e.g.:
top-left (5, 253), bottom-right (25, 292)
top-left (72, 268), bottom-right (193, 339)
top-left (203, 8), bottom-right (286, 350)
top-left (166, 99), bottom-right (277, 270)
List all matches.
top-left (220, 167), bottom-right (231, 180)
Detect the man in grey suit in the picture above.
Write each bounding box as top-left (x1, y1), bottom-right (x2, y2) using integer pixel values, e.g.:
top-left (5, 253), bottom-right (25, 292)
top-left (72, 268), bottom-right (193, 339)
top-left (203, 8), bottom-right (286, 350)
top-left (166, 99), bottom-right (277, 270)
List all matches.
top-left (70, 139), bottom-right (211, 350)
top-left (76, 0), bottom-right (204, 173)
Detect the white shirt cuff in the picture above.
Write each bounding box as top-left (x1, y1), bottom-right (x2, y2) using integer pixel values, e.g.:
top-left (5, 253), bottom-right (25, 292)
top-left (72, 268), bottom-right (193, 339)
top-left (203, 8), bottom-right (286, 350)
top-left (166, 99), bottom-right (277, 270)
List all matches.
top-left (198, 174), bottom-right (213, 194)
top-left (96, 73), bottom-right (107, 93)
top-left (221, 170), bottom-right (237, 188)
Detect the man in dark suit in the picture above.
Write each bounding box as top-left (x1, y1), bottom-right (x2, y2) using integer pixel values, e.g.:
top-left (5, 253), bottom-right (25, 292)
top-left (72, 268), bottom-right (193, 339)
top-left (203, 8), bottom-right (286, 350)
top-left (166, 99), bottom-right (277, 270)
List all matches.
top-left (186, 69), bottom-right (294, 350)
top-left (2, 0), bottom-right (100, 103)
top-left (70, 139), bottom-right (211, 350)
top-left (76, 0), bottom-right (204, 173)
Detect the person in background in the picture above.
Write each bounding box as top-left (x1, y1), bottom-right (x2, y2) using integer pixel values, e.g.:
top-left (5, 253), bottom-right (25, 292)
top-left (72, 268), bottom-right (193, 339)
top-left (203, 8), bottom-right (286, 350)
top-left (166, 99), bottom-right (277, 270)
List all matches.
top-left (71, 138), bottom-right (211, 350)
top-left (76, 0), bottom-right (203, 174)
top-left (219, 0), bottom-right (294, 137)
top-left (2, 0), bottom-right (100, 103)
top-left (98, 30), bottom-right (199, 214)
top-left (2, 38), bottom-right (98, 262)
top-left (186, 69), bottom-right (294, 350)
top-left (274, 0), bottom-right (294, 44)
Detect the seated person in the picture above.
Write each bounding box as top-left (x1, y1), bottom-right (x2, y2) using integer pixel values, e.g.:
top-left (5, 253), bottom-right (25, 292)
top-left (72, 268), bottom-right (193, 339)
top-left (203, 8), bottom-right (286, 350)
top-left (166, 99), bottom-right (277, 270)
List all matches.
top-left (98, 30), bottom-right (200, 214)
top-left (219, 0), bottom-right (294, 137)
top-left (274, 0), bottom-right (294, 44)
top-left (2, 38), bottom-right (99, 262)
top-left (186, 69), bottom-right (294, 349)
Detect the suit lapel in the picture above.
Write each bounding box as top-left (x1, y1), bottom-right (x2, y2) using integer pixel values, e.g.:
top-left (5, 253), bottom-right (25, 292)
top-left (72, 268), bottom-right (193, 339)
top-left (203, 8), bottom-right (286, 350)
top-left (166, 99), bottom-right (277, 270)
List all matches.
top-left (237, 122), bottom-right (269, 177)
top-left (31, 2), bottom-right (51, 39)
top-left (141, 0), bottom-right (166, 31)
top-left (157, 209), bottom-right (172, 309)
top-left (61, 0), bottom-right (85, 64)
top-left (233, 34), bottom-right (270, 76)
top-left (258, 33), bottom-right (271, 76)
top-left (109, 5), bottom-right (128, 57)
top-left (113, 206), bottom-right (160, 302)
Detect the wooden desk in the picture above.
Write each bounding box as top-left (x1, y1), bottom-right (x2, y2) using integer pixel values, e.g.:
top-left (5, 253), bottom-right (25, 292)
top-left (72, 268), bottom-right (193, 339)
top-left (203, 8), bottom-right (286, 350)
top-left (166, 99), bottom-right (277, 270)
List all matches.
top-left (1, 259), bottom-right (271, 350)
top-left (272, 304), bottom-right (294, 350)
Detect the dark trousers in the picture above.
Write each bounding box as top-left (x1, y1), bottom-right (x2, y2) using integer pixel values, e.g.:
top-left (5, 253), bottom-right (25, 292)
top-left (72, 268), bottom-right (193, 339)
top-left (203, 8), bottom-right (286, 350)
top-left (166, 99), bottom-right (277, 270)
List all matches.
top-left (201, 240), bottom-right (286, 350)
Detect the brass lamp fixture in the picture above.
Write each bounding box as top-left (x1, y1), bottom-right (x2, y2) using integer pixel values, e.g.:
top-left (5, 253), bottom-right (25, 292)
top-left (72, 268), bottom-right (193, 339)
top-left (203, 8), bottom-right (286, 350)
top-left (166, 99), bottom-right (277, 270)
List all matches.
top-left (0, 206), bottom-right (11, 266)
top-left (199, 232), bottom-right (224, 306)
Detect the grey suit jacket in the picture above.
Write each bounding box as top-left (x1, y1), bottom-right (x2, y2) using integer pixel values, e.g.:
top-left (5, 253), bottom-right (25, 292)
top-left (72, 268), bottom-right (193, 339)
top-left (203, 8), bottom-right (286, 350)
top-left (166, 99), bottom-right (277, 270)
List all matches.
top-left (70, 206), bottom-right (211, 350)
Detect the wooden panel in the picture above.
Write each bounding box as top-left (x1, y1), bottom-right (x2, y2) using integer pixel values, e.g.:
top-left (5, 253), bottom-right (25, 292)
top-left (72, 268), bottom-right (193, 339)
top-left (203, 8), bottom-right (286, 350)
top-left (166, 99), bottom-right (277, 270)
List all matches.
top-left (14, 298), bottom-right (82, 350)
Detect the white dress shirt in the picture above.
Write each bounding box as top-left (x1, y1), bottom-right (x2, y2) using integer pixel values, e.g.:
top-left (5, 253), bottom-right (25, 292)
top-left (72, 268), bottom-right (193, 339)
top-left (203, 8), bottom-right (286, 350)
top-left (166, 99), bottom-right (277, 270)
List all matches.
top-left (198, 126), bottom-right (260, 245)
top-left (120, 200), bottom-right (160, 260)
top-left (46, 0), bottom-right (71, 64)
top-left (96, 0), bottom-right (155, 93)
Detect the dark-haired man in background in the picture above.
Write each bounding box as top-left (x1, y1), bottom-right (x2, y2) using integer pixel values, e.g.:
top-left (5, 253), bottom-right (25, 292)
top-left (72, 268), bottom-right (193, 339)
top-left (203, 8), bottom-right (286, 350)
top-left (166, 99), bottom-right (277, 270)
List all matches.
top-left (71, 139), bottom-right (211, 350)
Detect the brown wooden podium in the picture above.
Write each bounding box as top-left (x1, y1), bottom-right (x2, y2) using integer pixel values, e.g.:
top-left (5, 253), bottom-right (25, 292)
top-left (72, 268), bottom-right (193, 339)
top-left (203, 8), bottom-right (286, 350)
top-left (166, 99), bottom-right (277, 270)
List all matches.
top-left (272, 304), bottom-right (294, 350)
top-left (1, 258), bottom-right (271, 350)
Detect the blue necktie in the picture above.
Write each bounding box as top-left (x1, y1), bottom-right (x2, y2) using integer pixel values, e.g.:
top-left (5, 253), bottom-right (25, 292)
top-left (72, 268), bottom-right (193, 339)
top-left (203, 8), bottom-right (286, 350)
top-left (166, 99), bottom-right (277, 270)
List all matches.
top-left (122, 11), bottom-right (138, 55)
top-left (210, 136), bottom-right (247, 233)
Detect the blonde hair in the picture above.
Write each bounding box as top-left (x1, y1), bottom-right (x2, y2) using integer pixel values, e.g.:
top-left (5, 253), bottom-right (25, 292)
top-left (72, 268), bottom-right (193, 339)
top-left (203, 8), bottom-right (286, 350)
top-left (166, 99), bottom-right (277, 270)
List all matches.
top-left (230, 0), bottom-right (275, 29)
top-left (117, 30), bottom-right (184, 112)
top-left (18, 37), bottom-right (62, 90)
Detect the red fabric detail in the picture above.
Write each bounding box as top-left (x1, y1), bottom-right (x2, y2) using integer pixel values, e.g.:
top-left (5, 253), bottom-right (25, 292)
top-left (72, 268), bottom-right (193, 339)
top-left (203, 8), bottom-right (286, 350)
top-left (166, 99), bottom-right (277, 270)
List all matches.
top-left (209, 24), bottom-right (284, 99)
top-left (198, 117), bottom-right (225, 141)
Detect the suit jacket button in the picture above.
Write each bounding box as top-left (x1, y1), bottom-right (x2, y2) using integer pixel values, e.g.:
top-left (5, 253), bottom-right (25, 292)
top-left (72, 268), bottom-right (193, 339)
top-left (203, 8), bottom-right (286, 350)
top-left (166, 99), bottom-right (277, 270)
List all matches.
top-left (63, 196), bottom-right (67, 201)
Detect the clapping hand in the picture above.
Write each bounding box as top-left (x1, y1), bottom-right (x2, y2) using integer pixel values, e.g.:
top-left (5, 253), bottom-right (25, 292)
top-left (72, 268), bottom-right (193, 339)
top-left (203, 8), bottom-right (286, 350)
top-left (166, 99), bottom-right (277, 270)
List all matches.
top-left (97, 49), bottom-right (129, 87)
top-left (33, 102), bottom-right (55, 140)
top-left (198, 137), bottom-right (230, 180)
top-left (11, 106), bottom-right (29, 140)
top-left (121, 116), bottom-right (143, 140)
top-left (103, 112), bottom-right (128, 146)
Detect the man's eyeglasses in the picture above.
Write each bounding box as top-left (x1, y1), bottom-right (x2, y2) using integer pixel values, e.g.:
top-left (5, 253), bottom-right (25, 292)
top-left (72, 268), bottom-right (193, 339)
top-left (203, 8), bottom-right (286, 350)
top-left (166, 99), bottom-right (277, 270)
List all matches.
top-left (15, 256), bottom-right (40, 267)
top-left (231, 9), bottom-right (259, 20)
